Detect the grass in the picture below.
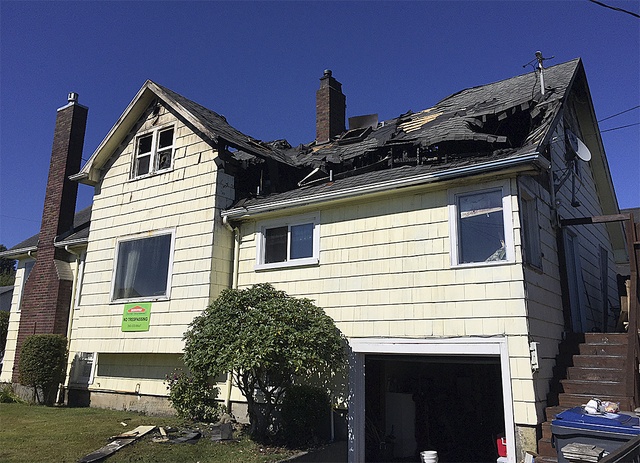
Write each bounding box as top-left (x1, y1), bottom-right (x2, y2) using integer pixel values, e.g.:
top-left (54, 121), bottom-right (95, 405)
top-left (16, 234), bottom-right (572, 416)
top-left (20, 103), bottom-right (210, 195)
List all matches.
top-left (0, 403), bottom-right (299, 463)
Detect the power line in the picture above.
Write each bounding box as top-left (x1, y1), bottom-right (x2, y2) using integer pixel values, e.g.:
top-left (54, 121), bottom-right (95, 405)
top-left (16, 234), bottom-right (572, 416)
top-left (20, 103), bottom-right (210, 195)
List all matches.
top-left (598, 105), bottom-right (640, 122)
top-left (588, 0), bottom-right (640, 19)
top-left (600, 122), bottom-right (640, 133)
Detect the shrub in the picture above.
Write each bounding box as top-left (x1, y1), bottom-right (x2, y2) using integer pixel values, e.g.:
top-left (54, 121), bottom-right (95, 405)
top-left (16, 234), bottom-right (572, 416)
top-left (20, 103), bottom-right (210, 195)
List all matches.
top-left (183, 283), bottom-right (346, 442)
top-left (0, 383), bottom-right (24, 403)
top-left (281, 384), bottom-right (331, 447)
top-left (18, 334), bottom-right (67, 405)
top-left (165, 369), bottom-right (220, 422)
top-left (0, 310), bottom-right (9, 354)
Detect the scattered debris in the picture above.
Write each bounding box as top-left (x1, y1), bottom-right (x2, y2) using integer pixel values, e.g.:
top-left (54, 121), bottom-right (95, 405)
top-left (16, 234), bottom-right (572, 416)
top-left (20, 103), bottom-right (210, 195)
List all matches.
top-left (78, 425), bottom-right (155, 463)
top-left (119, 422), bottom-right (128, 427)
top-left (168, 430), bottom-right (201, 444)
top-left (561, 442), bottom-right (606, 462)
top-left (152, 427), bottom-right (169, 443)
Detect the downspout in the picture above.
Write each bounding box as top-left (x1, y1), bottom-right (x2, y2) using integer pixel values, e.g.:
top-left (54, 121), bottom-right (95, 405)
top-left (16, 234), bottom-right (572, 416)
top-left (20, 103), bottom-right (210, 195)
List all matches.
top-left (222, 215), bottom-right (240, 411)
top-left (59, 245), bottom-right (82, 403)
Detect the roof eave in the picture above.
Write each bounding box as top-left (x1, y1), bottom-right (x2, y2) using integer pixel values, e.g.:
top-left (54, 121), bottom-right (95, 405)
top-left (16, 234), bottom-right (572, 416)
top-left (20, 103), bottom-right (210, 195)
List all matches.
top-left (0, 246), bottom-right (37, 259)
top-left (223, 152), bottom-right (550, 220)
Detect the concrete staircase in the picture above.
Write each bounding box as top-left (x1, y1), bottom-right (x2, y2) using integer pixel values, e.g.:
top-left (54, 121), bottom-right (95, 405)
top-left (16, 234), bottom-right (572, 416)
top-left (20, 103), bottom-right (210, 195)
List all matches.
top-left (537, 333), bottom-right (633, 461)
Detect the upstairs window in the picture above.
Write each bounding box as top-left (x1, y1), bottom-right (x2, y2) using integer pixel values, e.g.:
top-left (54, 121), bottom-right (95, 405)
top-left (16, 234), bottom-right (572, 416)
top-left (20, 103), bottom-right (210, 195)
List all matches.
top-left (449, 183), bottom-right (514, 266)
top-left (256, 215), bottom-right (319, 270)
top-left (112, 231), bottom-right (174, 302)
top-left (134, 126), bottom-right (174, 177)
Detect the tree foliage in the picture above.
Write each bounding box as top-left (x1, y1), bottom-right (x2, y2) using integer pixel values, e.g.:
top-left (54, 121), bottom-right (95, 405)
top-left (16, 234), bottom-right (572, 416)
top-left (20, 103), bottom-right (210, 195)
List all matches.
top-left (18, 334), bottom-right (68, 405)
top-left (0, 245), bottom-right (16, 286)
top-left (0, 310), bottom-right (9, 356)
top-left (165, 368), bottom-right (221, 422)
top-left (183, 283), bottom-right (346, 442)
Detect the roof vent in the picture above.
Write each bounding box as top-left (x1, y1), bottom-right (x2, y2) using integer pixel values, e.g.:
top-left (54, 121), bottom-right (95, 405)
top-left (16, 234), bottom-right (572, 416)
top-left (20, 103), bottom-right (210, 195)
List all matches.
top-left (67, 92), bottom-right (79, 104)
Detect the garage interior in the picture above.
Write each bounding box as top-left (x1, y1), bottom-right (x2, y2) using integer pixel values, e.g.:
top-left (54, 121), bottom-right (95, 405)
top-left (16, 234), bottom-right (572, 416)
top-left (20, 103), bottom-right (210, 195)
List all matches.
top-left (364, 354), bottom-right (506, 462)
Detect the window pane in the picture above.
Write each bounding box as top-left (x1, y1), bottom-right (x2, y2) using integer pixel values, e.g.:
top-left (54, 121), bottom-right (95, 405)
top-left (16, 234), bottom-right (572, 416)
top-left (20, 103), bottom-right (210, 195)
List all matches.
top-left (290, 223), bottom-right (314, 259)
top-left (136, 155), bottom-right (150, 176)
top-left (113, 234), bottom-right (172, 300)
top-left (137, 134), bottom-right (152, 154)
top-left (264, 226), bottom-right (287, 263)
top-left (157, 148), bottom-right (172, 170)
top-left (158, 128), bottom-right (173, 148)
top-left (458, 190), bottom-right (505, 263)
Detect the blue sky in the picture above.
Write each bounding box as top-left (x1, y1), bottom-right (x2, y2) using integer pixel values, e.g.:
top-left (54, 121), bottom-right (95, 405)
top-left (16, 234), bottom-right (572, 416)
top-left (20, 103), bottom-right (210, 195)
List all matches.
top-left (1, 1), bottom-right (638, 248)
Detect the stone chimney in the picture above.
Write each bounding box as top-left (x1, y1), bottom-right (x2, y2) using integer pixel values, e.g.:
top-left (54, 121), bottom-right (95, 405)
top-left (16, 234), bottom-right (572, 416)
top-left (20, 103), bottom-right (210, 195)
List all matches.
top-left (12, 93), bottom-right (88, 382)
top-left (315, 70), bottom-right (346, 143)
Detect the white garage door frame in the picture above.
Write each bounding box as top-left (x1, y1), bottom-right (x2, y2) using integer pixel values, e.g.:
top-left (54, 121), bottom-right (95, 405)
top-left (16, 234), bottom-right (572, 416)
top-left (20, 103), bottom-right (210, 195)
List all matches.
top-left (348, 337), bottom-right (516, 463)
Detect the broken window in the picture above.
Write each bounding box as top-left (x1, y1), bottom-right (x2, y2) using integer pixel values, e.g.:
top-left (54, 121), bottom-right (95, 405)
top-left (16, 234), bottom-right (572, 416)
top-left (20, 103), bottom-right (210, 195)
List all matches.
top-left (257, 215), bottom-right (319, 269)
top-left (112, 231), bottom-right (174, 301)
top-left (449, 184), bottom-right (513, 266)
top-left (133, 126), bottom-right (174, 178)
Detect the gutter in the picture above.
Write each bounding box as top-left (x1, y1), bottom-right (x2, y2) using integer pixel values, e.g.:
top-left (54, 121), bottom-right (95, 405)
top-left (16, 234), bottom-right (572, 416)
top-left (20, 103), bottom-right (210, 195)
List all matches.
top-left (223, 152), bottom-right (550, 220)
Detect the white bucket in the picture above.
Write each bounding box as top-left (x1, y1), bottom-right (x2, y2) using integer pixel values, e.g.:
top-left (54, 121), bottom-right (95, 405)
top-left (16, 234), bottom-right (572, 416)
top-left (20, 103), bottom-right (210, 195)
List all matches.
top-left (420, 450), bottom-right (438, 463)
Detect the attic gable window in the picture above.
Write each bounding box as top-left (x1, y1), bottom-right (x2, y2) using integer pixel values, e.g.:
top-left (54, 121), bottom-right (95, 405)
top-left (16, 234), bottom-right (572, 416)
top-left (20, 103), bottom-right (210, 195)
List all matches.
top-left (256, 214), bottom-right (320, 270)
top-left (449, 182), bottom-right (515, 267)
top-left (133, 126), bottom-right (175, 178)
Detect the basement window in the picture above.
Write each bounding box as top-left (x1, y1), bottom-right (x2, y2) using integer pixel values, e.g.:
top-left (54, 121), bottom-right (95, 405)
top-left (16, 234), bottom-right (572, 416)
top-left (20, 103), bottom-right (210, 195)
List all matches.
top-left (256, 215), bottom-right (320, 270)
top-left (111, 230), bottom-right (175, 302)
top-left (133, 125), bottom-right (175, 178)
top-left (449, 182), bottom-right (514, 266)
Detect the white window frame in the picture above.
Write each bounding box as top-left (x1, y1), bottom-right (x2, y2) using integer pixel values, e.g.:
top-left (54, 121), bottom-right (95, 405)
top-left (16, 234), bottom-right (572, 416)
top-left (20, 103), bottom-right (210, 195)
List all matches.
top-left (255, 214), bottom-right (320, 270)
top-left (110, 229), bottom-right (175, 303)
top-left (132, 124), bottom-right (175, 178)
top-left (16, 259), bottom-right (35, 312)
top-left (448, 180), bottom-right (515, 267)
top-left (519, 189), bottom-right (543, 270)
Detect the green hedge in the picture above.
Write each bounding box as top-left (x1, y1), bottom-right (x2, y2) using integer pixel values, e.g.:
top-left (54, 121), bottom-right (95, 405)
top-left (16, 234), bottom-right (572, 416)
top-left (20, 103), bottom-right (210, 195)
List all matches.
top-left (18, 334), bottom-right (67, 405)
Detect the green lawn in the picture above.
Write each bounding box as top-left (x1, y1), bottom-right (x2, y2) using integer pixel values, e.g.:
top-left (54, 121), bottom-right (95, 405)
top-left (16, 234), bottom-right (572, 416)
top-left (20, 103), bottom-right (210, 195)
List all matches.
top-left (0, 403), bottom-right (298, 463)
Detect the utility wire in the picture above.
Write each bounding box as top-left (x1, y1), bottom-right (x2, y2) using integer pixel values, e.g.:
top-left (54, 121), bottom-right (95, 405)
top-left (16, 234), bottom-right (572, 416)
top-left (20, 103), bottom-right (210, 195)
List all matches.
top-left (598, 105), bottom-right (640, 122)
top-left (588, 0), bottom-right (640, 19)
top-left (600, 122), bottom-right (640, 133)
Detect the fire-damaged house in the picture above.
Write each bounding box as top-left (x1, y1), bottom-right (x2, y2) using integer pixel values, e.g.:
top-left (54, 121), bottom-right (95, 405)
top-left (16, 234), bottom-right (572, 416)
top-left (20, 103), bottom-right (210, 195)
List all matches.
top-left (1, 57), bottom-right (638, 462)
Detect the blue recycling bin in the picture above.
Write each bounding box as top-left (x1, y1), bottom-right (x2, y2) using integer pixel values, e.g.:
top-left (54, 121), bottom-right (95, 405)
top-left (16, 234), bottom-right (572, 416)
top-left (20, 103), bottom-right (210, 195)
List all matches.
top-left (551, 407), bottom-right (640, 463)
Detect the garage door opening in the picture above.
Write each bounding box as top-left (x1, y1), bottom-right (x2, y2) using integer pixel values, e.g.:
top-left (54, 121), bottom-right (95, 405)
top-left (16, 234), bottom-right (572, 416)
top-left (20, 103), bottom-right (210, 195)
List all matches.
top-left (364, 354), bottom-right (505, 462)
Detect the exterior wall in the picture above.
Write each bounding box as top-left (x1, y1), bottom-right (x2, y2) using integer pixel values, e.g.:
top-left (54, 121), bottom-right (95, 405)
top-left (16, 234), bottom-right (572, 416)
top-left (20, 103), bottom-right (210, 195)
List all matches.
top-left (234, 173), bottom-right (541, 426)
top-left (67, 102), bottom-right (232, 397)
top-left (0, 262), bottom-right (29, 382)
top-left (551, 118), bottom-right (620, 332)
top-left (518, 116), bottom-right (622, 423)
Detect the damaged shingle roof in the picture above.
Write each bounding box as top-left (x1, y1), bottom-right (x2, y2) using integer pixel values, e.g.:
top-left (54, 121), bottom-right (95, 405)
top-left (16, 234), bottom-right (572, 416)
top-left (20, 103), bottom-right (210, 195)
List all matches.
top-left (282, 58), bottom-right (579, 167)
top-left (153, 83), bottom-right (296, 166)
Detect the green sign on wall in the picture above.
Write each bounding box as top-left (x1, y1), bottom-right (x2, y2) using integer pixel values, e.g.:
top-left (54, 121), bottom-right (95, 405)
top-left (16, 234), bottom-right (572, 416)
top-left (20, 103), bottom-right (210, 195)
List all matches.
top-left (122, 303), bottom-right (152, 332)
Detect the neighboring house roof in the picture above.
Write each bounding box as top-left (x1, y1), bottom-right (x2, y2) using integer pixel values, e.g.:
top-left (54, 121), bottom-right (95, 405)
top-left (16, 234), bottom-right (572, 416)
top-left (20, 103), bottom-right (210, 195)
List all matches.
top-left (1, 206), bottom-right (92, 258)
top-left (73, 80), bottom-right (293, 185)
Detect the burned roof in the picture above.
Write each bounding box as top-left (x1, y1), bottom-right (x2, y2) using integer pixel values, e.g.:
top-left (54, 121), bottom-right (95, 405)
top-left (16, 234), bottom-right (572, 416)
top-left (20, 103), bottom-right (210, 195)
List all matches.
top-left (152, 83), bottom-right (296, 167)
top-left (222, 58), bottom-right (582, 215)
top-left (283, 59), bottom-right (579, 174)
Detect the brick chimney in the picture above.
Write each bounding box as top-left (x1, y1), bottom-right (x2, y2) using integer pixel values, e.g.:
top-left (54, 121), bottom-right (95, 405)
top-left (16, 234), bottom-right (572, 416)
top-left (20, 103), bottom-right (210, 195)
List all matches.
top-left (316, 69), bottom-right (346, 143)
top-left (12, 93), bottom-right (88, 382)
